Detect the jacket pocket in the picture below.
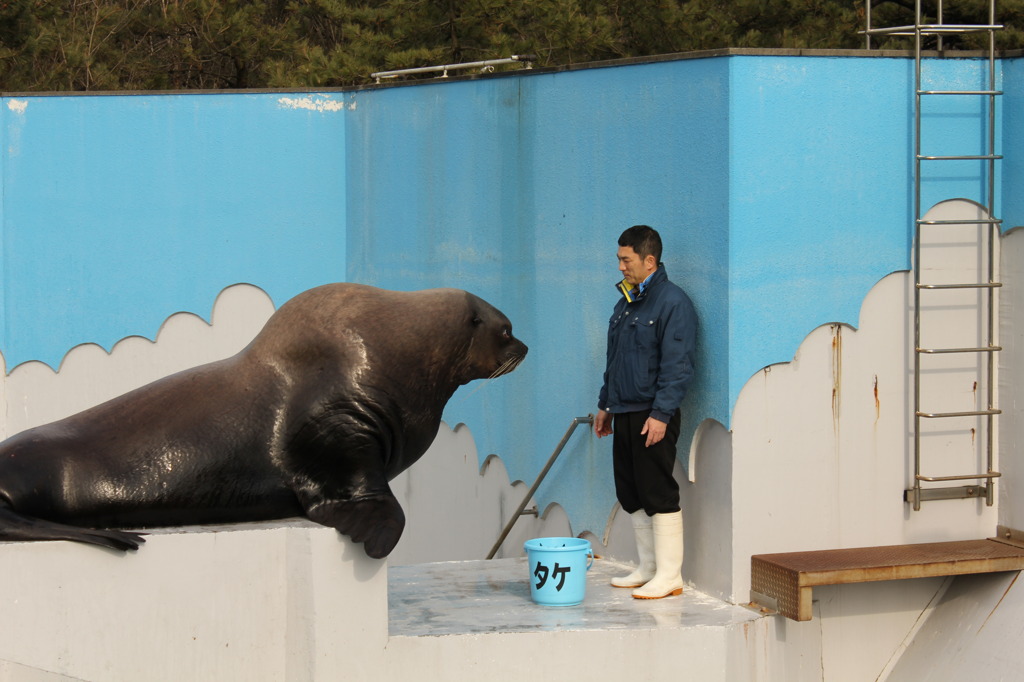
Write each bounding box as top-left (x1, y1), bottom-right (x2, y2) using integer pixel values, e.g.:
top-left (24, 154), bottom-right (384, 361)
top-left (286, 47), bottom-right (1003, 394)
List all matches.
top-left (624, 316), bottom-right (658, 398)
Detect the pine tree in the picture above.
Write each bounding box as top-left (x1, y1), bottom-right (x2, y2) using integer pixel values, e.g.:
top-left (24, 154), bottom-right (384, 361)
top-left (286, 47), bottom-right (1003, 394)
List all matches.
top-left (1, 0), bottom-right (1022, 91)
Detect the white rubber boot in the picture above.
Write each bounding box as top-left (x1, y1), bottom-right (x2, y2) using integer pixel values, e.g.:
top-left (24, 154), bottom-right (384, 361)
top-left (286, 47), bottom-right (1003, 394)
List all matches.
top-left (632, 511), bottom-right (683, 599)
top-left (610, 510), bottom-right (656, 588)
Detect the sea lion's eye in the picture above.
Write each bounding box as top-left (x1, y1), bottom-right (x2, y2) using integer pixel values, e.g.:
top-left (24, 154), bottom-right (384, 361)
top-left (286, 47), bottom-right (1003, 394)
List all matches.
top-left (472, 316), bottom-right (483, 326)
top-left (502, 327), bottom-right (511, 339)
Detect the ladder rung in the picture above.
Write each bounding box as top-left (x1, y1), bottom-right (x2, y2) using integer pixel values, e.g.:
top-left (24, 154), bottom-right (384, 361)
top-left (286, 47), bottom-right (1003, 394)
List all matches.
top-left (917, 472), bottom-right (1001, 483)
top-left (917, 409), bottom-right (1002, 418)
top-left (918, 154), bottom-right (1003, 161)
top-left (919, 90), bottom-right (1003, 96)
top-left (917, 282), bottom-right (1002, 290)
top-left (917, 218), bottom-right (1002, 225)
top-left (917, 345), bottom-right (1002, 354)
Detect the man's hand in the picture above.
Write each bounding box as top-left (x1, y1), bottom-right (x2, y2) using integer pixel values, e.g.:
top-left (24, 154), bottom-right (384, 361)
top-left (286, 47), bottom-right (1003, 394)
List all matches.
top-left (641, 417), bottom-right (667, 447)
top-left (594, 409), bottom-right (613, 438)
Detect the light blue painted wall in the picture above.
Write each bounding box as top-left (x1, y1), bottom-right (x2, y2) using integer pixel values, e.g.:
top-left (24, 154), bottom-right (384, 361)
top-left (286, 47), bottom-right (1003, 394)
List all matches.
top-left (0, 54), bottom-right (1020, 536)
top-left (728, 55), bottom-right (1016, 410)
top-left (345, 60), bottom-right (730, 531)
top-left (727, 56), bottom-right (914, 409)
top-left (0, 93), bottom-right (347, 370)
top-left (1003, 57), bottom-right (1024, 230)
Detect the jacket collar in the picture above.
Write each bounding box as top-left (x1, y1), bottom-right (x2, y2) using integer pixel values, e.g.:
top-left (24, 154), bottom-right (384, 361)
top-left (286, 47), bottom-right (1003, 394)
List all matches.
top-left (616, 264), bottom-right (667, 303)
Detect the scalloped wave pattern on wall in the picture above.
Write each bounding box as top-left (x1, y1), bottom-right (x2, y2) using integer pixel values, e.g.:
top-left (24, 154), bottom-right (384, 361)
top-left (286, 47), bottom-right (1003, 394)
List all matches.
top-left (0, 282), bottom-right (642, 564)
top-left (0, 284), bottom-right (276, 438)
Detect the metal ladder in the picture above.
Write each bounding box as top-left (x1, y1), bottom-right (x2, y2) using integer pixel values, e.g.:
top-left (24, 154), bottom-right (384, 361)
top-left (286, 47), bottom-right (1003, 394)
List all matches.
top-left (865, 0), bottom-right (1003, 509)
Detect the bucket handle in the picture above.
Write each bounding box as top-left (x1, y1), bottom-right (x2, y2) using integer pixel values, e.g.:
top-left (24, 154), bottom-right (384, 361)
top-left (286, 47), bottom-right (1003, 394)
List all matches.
top-left (586, 548), bottom-right (594, 571)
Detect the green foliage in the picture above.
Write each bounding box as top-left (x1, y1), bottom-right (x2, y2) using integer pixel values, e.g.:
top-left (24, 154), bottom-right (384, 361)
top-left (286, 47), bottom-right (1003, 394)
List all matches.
top-left (0, 0), bottom-right (1020, 91)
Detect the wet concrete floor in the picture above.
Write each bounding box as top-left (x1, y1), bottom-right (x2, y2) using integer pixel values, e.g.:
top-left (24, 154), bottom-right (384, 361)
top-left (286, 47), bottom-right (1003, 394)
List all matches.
top-left (388, 557), bottom-right (761, 637)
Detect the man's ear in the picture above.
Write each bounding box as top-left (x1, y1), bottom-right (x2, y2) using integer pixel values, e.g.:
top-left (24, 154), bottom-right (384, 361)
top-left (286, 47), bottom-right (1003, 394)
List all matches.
top-left (645, 254), bottom-right (658, 270)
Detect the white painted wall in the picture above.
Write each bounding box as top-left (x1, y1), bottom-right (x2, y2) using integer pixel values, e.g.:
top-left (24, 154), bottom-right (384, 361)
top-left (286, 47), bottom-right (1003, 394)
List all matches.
top-left (680, 419), bottom-right (733, 602)
top-left (388, 425), bottom-right (578, 563)
top-left (724, 200), bottom-right (1002, 596)
top-left (388, 199), bottom-right (1020, 682)
top-left (676, 201), bottom-right (1021, 682)
top-left (999, 225), bottom-right (1024, 532)
top-left (2, 212), bottom-right (1021, 682)
top-left (0, 284), bottom-right (276, 438)
top-left (881, 572), bottom-right (1024, 681)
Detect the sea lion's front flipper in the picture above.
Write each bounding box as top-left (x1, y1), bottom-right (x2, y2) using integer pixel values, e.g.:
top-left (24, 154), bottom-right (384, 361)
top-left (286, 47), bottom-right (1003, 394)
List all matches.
top-left (305, 493), bottom-right (406, 559)
top-left (0, 507), bottom-right (146, 551)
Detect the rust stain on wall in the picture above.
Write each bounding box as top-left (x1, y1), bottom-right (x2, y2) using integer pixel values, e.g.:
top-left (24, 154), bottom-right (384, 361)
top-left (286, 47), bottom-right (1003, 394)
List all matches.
top-left (831, 325), bottom-right (842, 435)
top-left (873, 375), bottom-right (880, 423)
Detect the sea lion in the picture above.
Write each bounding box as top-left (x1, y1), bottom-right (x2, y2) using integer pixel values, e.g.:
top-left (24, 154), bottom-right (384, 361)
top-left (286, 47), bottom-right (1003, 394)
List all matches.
top-left (0, 283), bottom-right (527, 558)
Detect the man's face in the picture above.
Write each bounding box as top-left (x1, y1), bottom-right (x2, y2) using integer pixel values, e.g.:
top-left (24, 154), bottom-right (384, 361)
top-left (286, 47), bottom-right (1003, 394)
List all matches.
top-left (618, 245), bottom-right (655, 286)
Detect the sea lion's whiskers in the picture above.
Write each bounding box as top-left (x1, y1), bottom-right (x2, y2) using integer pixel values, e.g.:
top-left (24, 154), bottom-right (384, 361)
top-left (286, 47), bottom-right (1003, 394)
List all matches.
top-left (490, 354), bottom-right (524, 379)
top-left (489, 357), bottom-right (514, 379)
top-left (454, 378), bottom-right (494, 404)
top-left (453, 354), bottom-right (525, 405)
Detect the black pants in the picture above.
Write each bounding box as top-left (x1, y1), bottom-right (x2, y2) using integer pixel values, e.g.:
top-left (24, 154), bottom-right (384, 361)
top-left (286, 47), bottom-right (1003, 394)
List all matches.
top-left (612, 410), bottom-right (681, 516)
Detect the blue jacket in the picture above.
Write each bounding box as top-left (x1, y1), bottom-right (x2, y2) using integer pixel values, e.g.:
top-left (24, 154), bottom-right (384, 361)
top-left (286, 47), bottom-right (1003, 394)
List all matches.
top-left (598, 266), bottom-right (697, 422)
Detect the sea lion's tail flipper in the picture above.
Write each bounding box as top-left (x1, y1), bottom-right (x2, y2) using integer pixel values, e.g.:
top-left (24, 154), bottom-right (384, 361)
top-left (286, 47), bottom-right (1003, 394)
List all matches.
top-left (0, 507), bottom-right (146, 551)
top-left (309, 493), bottom-right (406, 560)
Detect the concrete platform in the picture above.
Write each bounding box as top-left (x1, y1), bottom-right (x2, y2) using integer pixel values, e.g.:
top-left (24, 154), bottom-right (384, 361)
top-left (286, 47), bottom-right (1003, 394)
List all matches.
top-left (389, 557), bottom-right (759, 636)
top-left (0, 525), bottom-right (770, 682)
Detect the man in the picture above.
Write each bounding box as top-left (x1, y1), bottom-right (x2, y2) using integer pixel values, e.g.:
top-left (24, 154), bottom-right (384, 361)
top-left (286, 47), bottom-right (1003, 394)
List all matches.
top-left (594, 225), bottom-right (697, 600)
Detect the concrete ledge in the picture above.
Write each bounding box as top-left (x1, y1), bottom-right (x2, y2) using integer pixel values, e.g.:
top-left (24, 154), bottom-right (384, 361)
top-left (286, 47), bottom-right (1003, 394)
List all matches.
top-left (0, 521), bottom-right (386, 681)
top-left (0, 521), bottom-right (774, 682)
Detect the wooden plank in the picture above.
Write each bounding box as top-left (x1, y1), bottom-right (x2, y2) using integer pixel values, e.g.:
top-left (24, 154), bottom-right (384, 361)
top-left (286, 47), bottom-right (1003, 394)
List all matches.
top-left (750, 538), bottom-right (1024, 621)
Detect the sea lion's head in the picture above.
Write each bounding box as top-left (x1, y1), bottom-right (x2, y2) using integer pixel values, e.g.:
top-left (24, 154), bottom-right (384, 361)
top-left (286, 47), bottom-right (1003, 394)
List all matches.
top-left (463, 293), bottom-right (528, 384)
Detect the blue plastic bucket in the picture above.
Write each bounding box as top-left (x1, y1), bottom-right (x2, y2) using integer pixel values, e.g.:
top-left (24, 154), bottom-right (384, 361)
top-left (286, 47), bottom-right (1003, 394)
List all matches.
top-left (523, 537), bottom-right (594, 606)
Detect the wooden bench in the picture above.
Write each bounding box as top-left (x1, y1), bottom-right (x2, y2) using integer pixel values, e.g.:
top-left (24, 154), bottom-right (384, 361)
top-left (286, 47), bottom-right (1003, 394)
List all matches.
top-left (750, 535), bottom-right (1024, 621)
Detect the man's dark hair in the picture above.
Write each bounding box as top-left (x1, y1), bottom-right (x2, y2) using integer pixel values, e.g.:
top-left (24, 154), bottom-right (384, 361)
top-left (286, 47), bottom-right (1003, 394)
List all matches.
top-left (618, 225), bottom-right (663, 263)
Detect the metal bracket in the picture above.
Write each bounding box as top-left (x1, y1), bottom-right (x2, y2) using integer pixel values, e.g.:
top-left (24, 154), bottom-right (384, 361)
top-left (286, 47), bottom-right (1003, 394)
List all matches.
top-left (748, 591), bottom-right (779, 615)
top-left (992, 526), bottom-right (1024, 549)
top-left (904, 485), bottom-right (989, 503)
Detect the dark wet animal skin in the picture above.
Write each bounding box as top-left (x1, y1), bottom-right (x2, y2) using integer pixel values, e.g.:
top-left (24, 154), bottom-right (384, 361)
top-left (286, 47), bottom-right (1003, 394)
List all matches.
top-left (0, 284), bottom-right (527, 558)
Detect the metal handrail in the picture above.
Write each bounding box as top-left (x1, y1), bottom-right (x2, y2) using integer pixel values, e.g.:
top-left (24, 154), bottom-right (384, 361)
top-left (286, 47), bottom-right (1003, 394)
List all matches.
top-left (371, 55), bottom-right (534, 83)
top-left (485, 415), bottom-right (594, 560)
top-left (863, 23), bottom-right (1002, 36)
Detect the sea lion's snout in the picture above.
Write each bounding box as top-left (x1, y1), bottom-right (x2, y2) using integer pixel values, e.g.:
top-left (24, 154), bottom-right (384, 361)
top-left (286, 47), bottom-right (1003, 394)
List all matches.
top-left (490, 338), bottom-right (527, 379)
top-left (510, 335), bottom-right (527, 358)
